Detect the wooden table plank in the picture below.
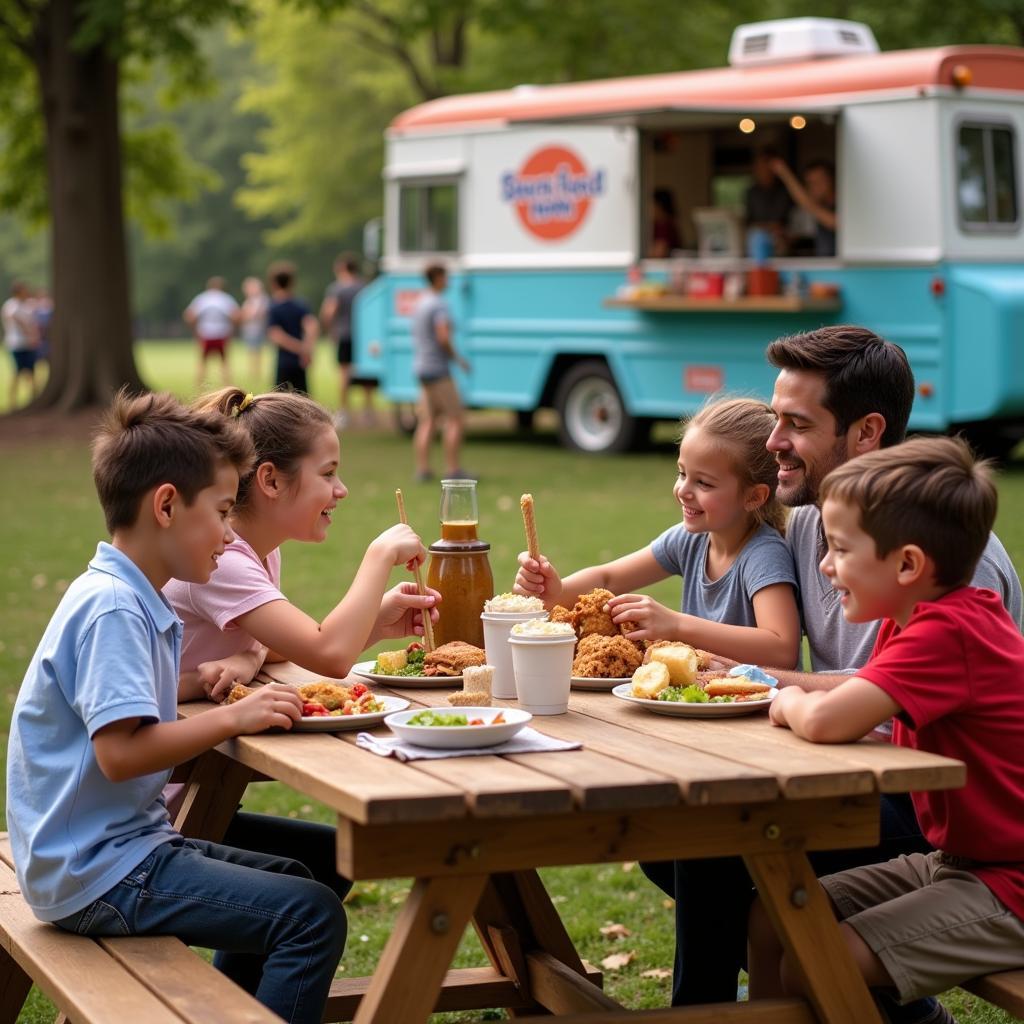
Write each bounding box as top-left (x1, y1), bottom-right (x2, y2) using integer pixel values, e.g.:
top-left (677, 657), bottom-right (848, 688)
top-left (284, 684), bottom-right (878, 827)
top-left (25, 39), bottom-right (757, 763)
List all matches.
top-left (569, 691), bottom-right (877, 799)
top-left (178, 702), bottom-right (468, 825)
top-left (389, 685), bottom-right (780, 807)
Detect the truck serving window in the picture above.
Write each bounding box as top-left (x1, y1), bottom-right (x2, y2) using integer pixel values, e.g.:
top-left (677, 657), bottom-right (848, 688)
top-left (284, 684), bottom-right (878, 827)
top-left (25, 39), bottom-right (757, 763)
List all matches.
top-left (399, 182), bottom-right (459, 253)
top-left (957, 124), bottom-right (1019, 231)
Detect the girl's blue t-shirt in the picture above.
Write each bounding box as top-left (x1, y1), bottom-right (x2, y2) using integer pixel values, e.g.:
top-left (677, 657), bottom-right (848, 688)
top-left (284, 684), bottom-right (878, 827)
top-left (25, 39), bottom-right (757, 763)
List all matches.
top-left (651, 521), bottom-right (797, 633)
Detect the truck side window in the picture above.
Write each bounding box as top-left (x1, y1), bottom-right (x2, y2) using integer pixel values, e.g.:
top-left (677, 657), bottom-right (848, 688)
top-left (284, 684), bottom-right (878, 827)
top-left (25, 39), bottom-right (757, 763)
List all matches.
top-left (399, 182), bottom-right (459, 253)
top-left (957, 124), bottom-right (1019, 230)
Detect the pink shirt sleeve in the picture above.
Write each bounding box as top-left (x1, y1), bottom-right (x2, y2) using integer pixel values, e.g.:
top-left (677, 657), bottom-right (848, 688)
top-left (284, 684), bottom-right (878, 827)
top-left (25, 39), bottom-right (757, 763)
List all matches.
top-left (165, 539), bottom-right (284, 671)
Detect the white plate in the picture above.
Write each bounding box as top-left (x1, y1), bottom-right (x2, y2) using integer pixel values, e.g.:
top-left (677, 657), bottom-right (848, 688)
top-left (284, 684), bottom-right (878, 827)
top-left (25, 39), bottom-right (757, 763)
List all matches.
top-left (384, 707), bottom-right (532, 749)
top-left (611, 683), bottom-right (777, 718)
top-left (290, 695), bottom-right (410, 732)
top-left (352, 660), bottom-right (462, 689)
top-left (571, 675), bottom-right (632, 692)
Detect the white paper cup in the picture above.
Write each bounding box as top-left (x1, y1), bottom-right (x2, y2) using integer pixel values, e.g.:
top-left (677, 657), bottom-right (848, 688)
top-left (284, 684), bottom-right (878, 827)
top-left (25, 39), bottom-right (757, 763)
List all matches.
top-left (481, 609), bottom-right (548, 699)
top-left (508, 633), bottom-right (576, 715)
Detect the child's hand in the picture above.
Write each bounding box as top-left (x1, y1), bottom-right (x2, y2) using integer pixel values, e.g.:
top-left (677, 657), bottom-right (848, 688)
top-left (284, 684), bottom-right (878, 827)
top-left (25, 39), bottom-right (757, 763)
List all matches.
top-left (514, 551), bottom-right (563, 603)
top-left (198, 651), bottom-right (264, 704)
top-left (768, 686), bottom-right (800, 728)
top-left (371, 524), bottom-right (426, 569)
top-left (372, 582), bottom-right (440, 642)
top-left (606, 593), bottom-right (678, 641)
top-left (227, 683), bottom-right (302, 735)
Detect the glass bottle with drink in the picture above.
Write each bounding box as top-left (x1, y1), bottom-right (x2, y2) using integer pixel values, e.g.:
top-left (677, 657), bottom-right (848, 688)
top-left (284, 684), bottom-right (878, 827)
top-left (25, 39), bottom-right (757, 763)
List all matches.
top-left (426, 479), bottom-right (494, 648)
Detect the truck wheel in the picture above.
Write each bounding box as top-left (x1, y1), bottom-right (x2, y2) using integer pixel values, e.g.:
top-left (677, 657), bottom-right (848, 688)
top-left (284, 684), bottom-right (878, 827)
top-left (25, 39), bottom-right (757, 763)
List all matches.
top-left (554, 361), bottom-right (638, 453)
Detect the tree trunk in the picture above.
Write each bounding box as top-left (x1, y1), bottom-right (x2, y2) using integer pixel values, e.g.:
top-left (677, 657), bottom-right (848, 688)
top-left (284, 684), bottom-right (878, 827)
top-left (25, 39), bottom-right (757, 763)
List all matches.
top-left (27, 0), bottom-right (145, 413)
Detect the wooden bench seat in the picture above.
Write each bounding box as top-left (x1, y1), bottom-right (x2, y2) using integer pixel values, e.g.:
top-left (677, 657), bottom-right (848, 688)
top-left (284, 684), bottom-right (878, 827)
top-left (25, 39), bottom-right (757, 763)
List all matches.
top-left (963, 971), bottom-right (1024, 1020)
top-left (0, 840), bottom-right (277, 1024)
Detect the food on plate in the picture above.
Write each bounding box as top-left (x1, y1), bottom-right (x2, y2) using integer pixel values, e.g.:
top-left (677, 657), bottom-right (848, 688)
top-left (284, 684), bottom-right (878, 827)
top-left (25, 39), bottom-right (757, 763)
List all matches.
top-left (510, 620), bottom-right (576, 638)
top-left (423, 640), bottom-right (486, 676)
top-left (573, 588), bottom-right (618, 638)
top-left (225, 680), bottom-right (384, 715)
top-left (572, 634), bottom-right (643, 679)
top-left (461, 664), bottom-right (494, 698)
top-left (550, 604), bottom-right (574, 625)
top-left (406, 709), bottom-right (507, 727)
top-left (630, 661), bottom-right (671, 699)
top-left (657, 684), bottom-right (709, 704)
top-left (704, 676), bottom-right (772, 699)
top-left (642, 642), bottom-right (699, 686)
top-left (373, 642), bottom-right (426, 676)
top-left (484, 592), bottom-right (544, 613)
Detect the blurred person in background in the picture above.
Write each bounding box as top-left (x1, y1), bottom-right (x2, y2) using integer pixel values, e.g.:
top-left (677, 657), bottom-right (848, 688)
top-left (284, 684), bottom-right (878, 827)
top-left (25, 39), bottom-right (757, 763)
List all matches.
top-left (2, 280), bottom-right (40, 408)
top-left (240, 276), bottom-right (270, 384)
top-left (183, 276), bottom-right (239, 388)
top-left (267, 262), bottom-right (318, 394)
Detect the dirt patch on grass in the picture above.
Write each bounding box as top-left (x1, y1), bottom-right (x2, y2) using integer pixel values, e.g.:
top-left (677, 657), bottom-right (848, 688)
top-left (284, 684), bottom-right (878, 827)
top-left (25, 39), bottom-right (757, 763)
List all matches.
top-left (0, 409), bottom-right (103, 448)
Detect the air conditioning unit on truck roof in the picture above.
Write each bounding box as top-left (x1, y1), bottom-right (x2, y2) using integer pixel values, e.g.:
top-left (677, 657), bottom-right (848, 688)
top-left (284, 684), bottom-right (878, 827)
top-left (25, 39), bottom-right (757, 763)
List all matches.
top-left (729, 17), bottom-right (880, 67)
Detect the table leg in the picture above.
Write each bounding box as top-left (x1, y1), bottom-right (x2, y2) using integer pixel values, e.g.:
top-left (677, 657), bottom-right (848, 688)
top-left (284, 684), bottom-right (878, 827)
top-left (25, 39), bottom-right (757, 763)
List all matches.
top-left (0, 946), bottom-right (31, 1024)
top-left (173, 750), bottom-right (253, 841)
top-left (744, 850), bottom-right (882, 1024)
top-left (352, 873), bottom-right (488, 1024)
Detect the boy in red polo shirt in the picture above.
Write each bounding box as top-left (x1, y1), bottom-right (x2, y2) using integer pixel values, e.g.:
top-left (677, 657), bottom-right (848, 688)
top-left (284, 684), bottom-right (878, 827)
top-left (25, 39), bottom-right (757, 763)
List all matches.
top-left (749, 436), bottom-right (1024, 1014)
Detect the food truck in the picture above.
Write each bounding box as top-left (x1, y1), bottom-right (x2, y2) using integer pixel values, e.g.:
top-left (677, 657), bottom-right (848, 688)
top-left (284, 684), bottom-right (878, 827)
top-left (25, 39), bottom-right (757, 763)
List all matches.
top-left (353, 18), bottom-right (1024, 455)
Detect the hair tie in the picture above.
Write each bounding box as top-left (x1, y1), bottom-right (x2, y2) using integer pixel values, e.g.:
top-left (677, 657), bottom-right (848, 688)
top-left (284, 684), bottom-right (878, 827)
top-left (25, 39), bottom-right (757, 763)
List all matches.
top-left (232, 393), bottom-right (255, 418)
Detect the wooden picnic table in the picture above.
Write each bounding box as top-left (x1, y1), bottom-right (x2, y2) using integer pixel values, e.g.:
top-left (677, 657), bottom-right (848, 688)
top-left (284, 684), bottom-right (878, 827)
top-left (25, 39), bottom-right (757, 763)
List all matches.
top-left (175, 668), bottom-right (966, 1024)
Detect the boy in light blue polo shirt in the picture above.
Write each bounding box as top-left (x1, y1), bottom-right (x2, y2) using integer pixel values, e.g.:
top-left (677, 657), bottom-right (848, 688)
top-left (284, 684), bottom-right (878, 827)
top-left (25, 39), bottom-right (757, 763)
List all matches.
top-left (6, 391), bottom-right (346, 1024)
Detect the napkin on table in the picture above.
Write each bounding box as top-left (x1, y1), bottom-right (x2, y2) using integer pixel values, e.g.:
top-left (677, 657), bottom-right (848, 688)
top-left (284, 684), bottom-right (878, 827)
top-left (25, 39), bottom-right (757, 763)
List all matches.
top-left (356, 728), bottom-right (581, 762)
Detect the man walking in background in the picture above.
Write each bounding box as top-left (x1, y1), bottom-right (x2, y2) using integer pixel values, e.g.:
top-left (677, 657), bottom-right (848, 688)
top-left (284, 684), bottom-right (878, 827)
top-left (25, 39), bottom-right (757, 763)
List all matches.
top-left (320, 253), bottom-right (374, 429)
top-left (411, 264), bottom-right (470, 483)
top-left (183, 276), bottom-right (239, 388)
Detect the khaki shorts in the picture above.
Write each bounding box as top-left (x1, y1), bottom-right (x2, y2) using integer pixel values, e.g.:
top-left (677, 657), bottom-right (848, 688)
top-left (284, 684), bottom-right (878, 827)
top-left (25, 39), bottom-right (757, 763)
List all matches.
top-left (821, 851), bottom-right (1024, 1002)
top-left (418, 376), bottom-right (462, 419)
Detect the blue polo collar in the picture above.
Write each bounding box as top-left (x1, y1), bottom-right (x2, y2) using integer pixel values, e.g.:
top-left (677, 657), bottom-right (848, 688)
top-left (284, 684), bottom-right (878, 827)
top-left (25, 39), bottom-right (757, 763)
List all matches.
top-left (89, 542), bottom-right (179, 634)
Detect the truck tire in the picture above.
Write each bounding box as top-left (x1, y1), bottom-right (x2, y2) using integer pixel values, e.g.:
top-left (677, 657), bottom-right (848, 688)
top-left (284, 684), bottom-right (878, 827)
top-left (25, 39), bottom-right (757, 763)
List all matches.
top-left (554, 360), bottom-right (639, 453)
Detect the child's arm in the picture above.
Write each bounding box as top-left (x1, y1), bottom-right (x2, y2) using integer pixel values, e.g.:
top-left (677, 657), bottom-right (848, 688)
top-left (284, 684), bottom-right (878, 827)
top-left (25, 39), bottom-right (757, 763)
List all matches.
top-left (92, 684), bottom-right (303, 783)
top-left (514, 547), bottom-right (669, 610)
top-left (768, 677), bottom-right (901, 743)
top-left (267, 325), bottom-right (305, 354)
top-left (609, 582), bottom-right (801, 666)
top-left (235, 524), bottom-right (427, 678)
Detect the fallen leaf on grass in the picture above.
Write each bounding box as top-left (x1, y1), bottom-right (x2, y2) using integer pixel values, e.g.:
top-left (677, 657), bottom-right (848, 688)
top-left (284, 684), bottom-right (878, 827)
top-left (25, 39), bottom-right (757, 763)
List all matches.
top-left (662, 898), bottom-right (675, 909)
top-left (621, 861), bottom-right (636, 872)
top-left (599, 923), bottom-right (632, 940)
top-left (641, 968), bottom-right (673, 980)
top-left (601, 950), bottom-right (635, 971)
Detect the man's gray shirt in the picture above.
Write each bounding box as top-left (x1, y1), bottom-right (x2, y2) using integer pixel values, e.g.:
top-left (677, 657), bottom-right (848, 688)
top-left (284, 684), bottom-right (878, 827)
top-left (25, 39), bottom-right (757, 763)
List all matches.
top-left (787, 504), bottom-right (1023, 673)
top-left (411, 291), bottom-right (451, 379)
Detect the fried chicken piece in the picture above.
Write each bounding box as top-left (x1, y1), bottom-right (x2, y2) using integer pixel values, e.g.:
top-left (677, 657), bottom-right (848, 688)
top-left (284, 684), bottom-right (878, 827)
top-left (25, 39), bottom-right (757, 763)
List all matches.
top-left (549, 604), bottom-right (574, 626)
top-left (297, 681), bottom-right (356, 711)
top-left (618, 618), bottom-right (640, 638)
top-left (224, 683), bottom-right (256, 704)
top-left (572, 633), bottom-right (644, 679)
top-left (572, 588), bottom-right (617, 639)
top-left (423, 640), bottom-right (487, 676)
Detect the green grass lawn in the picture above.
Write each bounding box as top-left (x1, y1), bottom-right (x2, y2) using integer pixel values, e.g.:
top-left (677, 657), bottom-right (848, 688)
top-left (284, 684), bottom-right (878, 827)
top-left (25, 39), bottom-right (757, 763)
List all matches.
top-left (1, 340), bottom-right (1021, 1022)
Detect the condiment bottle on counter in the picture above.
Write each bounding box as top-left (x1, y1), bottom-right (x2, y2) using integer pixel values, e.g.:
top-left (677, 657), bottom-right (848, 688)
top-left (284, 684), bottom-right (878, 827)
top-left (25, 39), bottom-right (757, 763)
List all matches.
top-left (426, 479), bottom-right (494, 648)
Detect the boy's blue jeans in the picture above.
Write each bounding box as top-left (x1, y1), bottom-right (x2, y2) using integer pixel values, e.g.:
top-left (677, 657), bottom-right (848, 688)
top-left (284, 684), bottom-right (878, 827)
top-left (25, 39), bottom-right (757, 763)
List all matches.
top-left (640, 792), bottom-right (939, 1023)
top-left (54, 836), bottom-right (346, 1024)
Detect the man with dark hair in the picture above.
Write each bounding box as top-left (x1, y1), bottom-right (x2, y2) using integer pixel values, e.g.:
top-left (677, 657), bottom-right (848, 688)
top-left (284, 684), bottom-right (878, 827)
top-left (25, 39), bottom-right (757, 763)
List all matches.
top-left (744, 147), bottom-right (793, 254)
top-left (267, 262), bottom-right (318, 394)
top-left (770, 157), bottom-right (837, 257)
top-left (643, 325), bottom-right (1022, 1023)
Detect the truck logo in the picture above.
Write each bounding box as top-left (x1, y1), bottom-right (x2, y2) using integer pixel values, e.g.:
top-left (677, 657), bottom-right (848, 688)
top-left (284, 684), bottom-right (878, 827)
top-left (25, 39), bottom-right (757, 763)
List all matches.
top-left (501, 145), bottom-right (604, 241)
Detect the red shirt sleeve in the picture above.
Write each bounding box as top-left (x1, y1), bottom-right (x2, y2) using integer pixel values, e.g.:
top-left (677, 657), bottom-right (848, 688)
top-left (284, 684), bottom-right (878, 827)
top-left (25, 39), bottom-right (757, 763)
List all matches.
top-left (856, 605), bottom-right (972, 730)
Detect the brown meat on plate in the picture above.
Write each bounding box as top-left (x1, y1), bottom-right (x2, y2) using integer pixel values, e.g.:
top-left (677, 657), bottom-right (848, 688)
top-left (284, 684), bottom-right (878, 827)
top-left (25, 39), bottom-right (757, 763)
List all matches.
top-left (423, 640), bottom-right (486, 676)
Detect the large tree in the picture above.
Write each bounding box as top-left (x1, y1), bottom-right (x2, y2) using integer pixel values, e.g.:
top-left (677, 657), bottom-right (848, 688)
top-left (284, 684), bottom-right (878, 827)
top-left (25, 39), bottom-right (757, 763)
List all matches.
top-left (0, 0), bottom-right (242, 412)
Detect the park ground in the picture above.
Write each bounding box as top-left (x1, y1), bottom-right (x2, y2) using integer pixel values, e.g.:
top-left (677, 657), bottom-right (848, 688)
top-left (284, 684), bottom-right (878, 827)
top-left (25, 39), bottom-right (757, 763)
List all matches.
top-left (0, 340), bottom-right (1020, 1022)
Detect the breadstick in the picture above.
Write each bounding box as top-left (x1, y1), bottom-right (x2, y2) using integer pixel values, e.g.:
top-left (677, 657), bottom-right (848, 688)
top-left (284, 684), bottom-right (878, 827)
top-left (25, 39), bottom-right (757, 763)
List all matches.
top-left (520, 493), bottom-right (540, 560)
top-left (395, 489), bottom-right (435, 653)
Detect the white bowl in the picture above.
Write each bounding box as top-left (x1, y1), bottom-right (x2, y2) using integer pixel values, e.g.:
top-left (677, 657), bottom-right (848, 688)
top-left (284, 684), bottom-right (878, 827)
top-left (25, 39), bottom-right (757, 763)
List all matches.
top-left (384, 707), bottom-right (532, 749)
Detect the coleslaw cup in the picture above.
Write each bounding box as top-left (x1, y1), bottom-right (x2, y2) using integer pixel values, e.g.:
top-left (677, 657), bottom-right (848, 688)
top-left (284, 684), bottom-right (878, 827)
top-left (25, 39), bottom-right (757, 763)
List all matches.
top-left (507, 632), bottom-right (576, 714)
top-left (480, 609), bottom-right (548, 699)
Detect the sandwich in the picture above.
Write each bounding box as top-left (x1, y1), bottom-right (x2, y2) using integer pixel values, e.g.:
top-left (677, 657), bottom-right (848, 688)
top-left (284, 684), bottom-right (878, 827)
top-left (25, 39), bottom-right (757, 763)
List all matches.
top-left (423, 640), bottom-right (486, 677)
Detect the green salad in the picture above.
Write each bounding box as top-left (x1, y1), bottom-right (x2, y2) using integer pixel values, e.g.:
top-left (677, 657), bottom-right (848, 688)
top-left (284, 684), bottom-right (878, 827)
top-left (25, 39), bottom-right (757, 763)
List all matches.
top-left (373, 648), bottom-right (426, 676)
top-left (657, 685), bottom-right (737, 704)
top-left (406, 710), bottom-right (469, 727)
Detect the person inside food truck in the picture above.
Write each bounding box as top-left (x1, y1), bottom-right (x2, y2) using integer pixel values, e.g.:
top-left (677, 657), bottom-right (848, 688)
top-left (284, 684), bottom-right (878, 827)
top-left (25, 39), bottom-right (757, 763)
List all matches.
top-left (649, 188), bottom-right (683, 258)
top-left (744, 147), bottom-right (793, 255)
top-left (770, 157), bottom-right (837, 257)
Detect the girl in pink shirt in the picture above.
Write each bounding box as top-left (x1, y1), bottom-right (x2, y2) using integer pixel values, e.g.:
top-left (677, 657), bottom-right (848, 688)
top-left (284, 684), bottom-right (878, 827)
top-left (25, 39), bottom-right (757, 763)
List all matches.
top-left (164, 387), bottom-right (438, 949)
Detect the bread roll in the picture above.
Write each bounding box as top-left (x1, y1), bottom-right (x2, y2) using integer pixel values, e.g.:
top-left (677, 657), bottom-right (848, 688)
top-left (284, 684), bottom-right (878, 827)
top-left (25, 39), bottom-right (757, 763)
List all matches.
top-left (644, 643), bottom-right (698, 685)
top-left (631, 661), bottom-right (671, 699)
